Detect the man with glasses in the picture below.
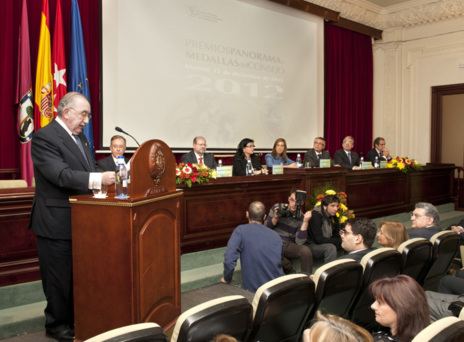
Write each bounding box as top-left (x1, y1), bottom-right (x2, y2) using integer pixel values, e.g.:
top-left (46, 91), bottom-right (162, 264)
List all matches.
top-left (30, 92), bottom-right (115, 341)
top-left (265, 189), bottom-right (313, 274)
top-left (334, 136), bottom-right (361, 170)
top-left (338, 218), bottom-right (377, 262)
top-left (366, 137), bottom-right (392, 167)
top-left (409, 202), bottom-right (442, 239)
top-left (97, 135), bottom-right (130, 171)
top-left (181, 136), bottom-right (217, 169)
top-left (303, 137), bottom-right (335, 167)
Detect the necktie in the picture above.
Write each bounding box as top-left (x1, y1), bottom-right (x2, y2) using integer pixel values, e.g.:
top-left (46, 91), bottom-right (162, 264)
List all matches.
top-left (199, 157), bottom-right (203, 164)
top-left (317, 153), bottom-right (321, 160)
top-left (73, 135), bottom-right (90, 167)
top-left (379, 151), bottom-right (383, 160)
top-left (347, 152), bottom-right (351, 163)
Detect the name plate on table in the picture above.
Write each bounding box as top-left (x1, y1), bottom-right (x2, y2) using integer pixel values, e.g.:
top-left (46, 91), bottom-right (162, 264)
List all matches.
top-left (216, 166), bottom-right (232, 178)
top-left (272, 165), bottom-right (284, 175)
top-left (361, 161), bottom-right (372, 170)
top-left (380, 160), bottom-right (388, 168)
top-left (319, 159), bottom-right (331, 168)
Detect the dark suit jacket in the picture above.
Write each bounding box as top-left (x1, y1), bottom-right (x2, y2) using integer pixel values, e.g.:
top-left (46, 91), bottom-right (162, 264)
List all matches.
top-left (181, 150), bottom-right (217, 169)
top-left (334, 149), bottom-right (360, 170)
top-left (30, 118), bottom-right (100, 240)
top-left (97, 155), bottom-right (130, 171)
top-left (233, 154), bottom-right (263, 176)
top-left (337, 248), bottom-right (376, 262)
top-left (366, 148), bottom-right (387, 166)
top-left (303, 148), bottom-right (334, 167)
top-left (409, 225), bottom-right (442, 240)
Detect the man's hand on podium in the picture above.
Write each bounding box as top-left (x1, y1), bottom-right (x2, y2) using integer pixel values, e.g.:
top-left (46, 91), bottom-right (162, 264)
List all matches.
top-left (102, 171), bottom-right (116, 185)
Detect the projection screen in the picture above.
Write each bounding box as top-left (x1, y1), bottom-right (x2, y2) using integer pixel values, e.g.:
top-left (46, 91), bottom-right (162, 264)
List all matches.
top-left (101, 0), bottom-right (324, 151)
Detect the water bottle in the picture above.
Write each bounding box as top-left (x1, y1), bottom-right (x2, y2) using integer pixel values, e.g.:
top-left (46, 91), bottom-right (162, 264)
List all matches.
top-left (246, 159), bottom-right (254, 176)
top-left (115, 156), bottom-right (128, 198)
top-left (217, 159), bottom-right (222, 168)
top-left (374, 156), bottom-right (380, 168)
top-left (296, 154), bottom-right (302, 168)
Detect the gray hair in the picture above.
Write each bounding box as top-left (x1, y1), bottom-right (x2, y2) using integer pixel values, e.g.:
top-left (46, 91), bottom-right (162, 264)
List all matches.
top-left (57, 92), bottom-right (89, 116)
top-left (415, 202), bottom-right (440, 225)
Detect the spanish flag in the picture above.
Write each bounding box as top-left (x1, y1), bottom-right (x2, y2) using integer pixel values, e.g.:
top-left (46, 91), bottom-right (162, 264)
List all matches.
top-left (34, 0), bottom-right (53, 130)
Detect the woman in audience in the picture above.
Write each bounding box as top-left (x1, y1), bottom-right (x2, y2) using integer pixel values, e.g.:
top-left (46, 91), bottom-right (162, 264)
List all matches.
top-left (232, 138), bottom-right (268, 176)
top-left (303, 311), bottom-right (373, 342)
top-left (370, 275), bottom-right (430, 341)
top-left (265, 138), bottom-right (296, 168)
top-left (377, 221), bottom-right (408, 249)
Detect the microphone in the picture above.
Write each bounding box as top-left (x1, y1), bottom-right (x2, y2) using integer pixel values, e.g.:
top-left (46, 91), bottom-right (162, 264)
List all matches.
top-left (115, 126), bottom-right (141, 146)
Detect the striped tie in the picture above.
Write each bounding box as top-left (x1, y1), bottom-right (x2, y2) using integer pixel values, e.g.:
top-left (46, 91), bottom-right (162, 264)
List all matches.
top-left (73, 135), bottom-right (90, 167)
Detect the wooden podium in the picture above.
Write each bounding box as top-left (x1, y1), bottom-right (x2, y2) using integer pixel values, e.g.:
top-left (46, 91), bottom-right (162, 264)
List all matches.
top-left (70, 140), bottom-right (182, 341)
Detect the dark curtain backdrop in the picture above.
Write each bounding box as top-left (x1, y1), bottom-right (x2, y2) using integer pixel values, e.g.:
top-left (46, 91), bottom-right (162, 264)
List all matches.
top-left (324, 22), bottom-right (373, 158)
top-left (0, 3), bottom-right (374, 174)
top-left (0, 0), bottom-right (100, 172)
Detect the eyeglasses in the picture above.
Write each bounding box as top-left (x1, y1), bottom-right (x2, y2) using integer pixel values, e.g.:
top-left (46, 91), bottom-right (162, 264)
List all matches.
top-left (340, 228), bottom-right (356, 236)
top-left (245, 145), bottom-right (255, 148)
top-left (69, 107), bottom-right (90, 119)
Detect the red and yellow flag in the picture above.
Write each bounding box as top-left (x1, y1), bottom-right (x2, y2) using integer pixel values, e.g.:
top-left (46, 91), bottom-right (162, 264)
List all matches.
top-left (52, 0), bottom-right (66, 115)
top-left (34, 0), bottom-right (53, 130)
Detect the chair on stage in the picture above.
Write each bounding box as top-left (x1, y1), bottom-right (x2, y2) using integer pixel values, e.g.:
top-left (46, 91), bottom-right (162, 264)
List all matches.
top-left (171, 295), bottom-right (252, 342)
top-left (349, 248), bottom-right (402, 332)
top-left (422, 231), bottom-right (460, 291)
top-left (411, 316), bottom-right (464, 342)
top-left (398, 238), bottom-right (433, 285)
top-left (306, 259), bottom-right (363, 323)
top-left (84, 322), bottom-right (168, 342)
top-left (246, 274), bottom-right (315, 342)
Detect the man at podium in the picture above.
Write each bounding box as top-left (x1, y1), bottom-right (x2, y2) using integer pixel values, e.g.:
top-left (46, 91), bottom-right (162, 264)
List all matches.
top-left (29, 92), bottom-right (115, 341)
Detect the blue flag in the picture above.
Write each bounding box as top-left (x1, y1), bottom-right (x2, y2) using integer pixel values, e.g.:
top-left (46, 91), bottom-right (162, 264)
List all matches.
top-left (68, 0), bottom-right (94, 155)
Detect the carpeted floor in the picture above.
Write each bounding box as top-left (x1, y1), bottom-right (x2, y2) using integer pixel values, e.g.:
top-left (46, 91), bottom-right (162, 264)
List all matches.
top-left (0, 283), bottom-right (254, 342)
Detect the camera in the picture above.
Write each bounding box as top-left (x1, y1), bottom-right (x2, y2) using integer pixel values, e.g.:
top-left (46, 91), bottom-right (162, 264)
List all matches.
top-left (277, 190), bottom-right (307, 220)
top-left (276, 203), bottom-right (293, 218)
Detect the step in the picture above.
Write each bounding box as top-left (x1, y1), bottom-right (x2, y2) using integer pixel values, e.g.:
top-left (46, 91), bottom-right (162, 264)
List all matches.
top-left (0, 281), bottom-right (44, 310)
top-left (0, 301), bottom-right (45, 339)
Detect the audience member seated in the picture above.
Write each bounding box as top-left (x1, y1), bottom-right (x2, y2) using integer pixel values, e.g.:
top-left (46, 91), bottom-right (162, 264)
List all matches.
top-left (303, 137), bottom-right (336, 167)
top-left (409, 202), bottom-right (442, 239)
top-left (181, 136), bottom-right (217, 169)
top-left (97, 135), bottom-right (130, 171)
top-left (370, 275), bottom-right (430, 342)
top-left (302, 311), bottom-right (373, 342)
top-left (221, 201), bottom-right (284, 291)
top-left (232, 138), bottom-right (268, 176)
top-left (264, 189), bottom-right (313, 274)
top-left (334, 136), bottom-right (361, 170)
top-left (377, 221), bottom-right (409, 249)
top-left (265, 138), bottom-right (296, 168)
top-left (449, 218), bottom-right (464, 246)
top-left (426, 269), bottom-right (464, 321)
top-left (306, 195), bottom-right (342, 263)
top-left (338, 218), bottom-right (377, 262)
top-left (366, 137), bottom-right (392, 166)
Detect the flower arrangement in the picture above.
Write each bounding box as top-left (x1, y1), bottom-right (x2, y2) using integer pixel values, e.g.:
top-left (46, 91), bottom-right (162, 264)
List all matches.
top-left (312, 188), bottom-right (355, 225)
top-left (387, 157), bottom-right (422, 173)
top-left (176, 163), bottom-right (216, 188)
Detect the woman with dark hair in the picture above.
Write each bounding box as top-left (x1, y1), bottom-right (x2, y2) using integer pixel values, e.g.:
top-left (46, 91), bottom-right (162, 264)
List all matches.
top-left (370, 275), bottom-right (430, 341)
top-left (306, 194), bottom-right (342, 263)
top-left (377, 221), bottom-right (409, 249)
top-left (265, 138), bottom-right (296, 168)
top-left (232, 138), bottom-right (268, 176)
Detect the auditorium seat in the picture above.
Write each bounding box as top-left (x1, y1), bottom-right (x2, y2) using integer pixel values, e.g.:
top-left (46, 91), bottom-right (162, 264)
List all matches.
top-left (171, 295), bottom-right (252, 342)
top-left (349, 248), bottom-right (402, 332)
top-left (398, 238), bottom-right (433, 285)
top-left (84, 322), bottom-right (167, 342)
top-left (307, 259), bottom-right (363, 322)
top-left (0, 179), bottom-right (27, 189)
top-left (422, 231), bottom-right (460, 291)
top-left (411, 316), bottom-right (464, 342)
top-left (246, 274), bottom-right (315, 342)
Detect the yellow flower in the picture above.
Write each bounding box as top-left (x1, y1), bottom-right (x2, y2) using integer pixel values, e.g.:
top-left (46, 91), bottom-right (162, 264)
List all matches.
top-left (336, 212), bottom-right (340, 217)
top-left (211, 169), bottom-right (217, 179)
top-left (315, 202), bottom-right (321, 207)
top-left (340, 216), bottom-right (348, 223)
top-left (325, 190), bottom-right (336, 195)
top-left (340, 203), bottom-right (347, 211)
top-left (387, 163), bottom-right (394, 168)
top-left (397, 162), bottom-right (405, 170)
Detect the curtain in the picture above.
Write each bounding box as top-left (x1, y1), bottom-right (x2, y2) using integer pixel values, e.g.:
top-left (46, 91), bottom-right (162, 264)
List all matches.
top-left (324, 22), bottom-right (373, 159)
top-left (0, 0), bottom-right (100, 173)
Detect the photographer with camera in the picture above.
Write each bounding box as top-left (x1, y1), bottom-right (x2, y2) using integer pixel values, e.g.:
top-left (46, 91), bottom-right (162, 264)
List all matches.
top-left (264, 189), bottom-right (313, 274)
top-left (306, 194), bottom-right (342, 263)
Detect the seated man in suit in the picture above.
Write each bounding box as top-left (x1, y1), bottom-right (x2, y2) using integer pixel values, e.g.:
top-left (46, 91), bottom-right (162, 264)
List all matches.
top-left (181, 136), bottom-right (217, 169)
top-left (449, 218), bottom-right (464, 246)
top-left (303, 137), bottom-right (336, 167)
top-left (426, 270), bottom-right (464, 320)
top-left (97, 135), bottom-right (130, 171)
top-left (334, 136), bottom-right (361, 170)
top-left (338, 218), bottom-right (377, 262)
top-left (409, 202), bottom-right (442, 240)
top-left (366, 137), bottom-right (392, 166)
top-left (221, 201), bottom-right (284, 291)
